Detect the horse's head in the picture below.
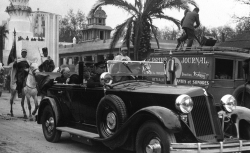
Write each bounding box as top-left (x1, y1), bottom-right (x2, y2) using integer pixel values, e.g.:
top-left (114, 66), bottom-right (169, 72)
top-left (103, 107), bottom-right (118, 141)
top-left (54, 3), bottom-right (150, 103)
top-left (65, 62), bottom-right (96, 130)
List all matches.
top-left (30, 63), bottom-right (39, 74)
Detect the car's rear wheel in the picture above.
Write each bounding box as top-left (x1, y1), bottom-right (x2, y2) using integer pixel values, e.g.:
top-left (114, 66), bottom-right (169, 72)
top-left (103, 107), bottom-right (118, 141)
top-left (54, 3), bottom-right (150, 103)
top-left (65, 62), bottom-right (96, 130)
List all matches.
top-left (41, 105), bottom-right (61, 142)
top-left (136, 121), bottom-right (176, 153)
top-left (96, 95), bottom-right (127, 138)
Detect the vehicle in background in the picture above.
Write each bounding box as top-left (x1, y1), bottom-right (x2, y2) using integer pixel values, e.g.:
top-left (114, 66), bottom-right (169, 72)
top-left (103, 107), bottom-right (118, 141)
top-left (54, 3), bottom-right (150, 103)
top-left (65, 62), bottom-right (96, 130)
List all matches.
top-left (149, 47), bottom-right (250, 109)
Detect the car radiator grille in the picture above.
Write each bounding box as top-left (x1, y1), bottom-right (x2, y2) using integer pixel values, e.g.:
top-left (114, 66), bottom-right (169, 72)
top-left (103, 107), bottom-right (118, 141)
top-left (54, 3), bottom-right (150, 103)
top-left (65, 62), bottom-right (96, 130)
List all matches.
top-left (188, 96), bottom-right (223, 142)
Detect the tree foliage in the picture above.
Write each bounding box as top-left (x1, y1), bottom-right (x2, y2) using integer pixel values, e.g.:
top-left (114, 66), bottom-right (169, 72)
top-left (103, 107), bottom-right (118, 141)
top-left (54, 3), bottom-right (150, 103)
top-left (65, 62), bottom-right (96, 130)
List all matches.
top-left (159, 27), bottom-right (181, 40)
top-left (0, 24), bottom-right (9, 62)
top-left (59, 9), bottom-right (86, 42)
top-left (90, 0), bottom-right (197, 60)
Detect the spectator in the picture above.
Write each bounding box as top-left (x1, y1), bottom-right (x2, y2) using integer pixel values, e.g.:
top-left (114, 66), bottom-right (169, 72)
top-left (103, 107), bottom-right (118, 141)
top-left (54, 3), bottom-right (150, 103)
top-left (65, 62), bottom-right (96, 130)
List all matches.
top-left (114, 47), bottom-right (131, 61)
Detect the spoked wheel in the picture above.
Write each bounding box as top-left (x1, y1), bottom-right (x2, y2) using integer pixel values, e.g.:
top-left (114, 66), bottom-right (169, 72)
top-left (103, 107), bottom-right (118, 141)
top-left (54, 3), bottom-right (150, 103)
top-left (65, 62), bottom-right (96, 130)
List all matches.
top-left (41, 105), bottom-right (61, 142)
top-left (136, 121), bottom-right (176, 153)
top-left (96, 95), bottom-right (127, 138)
top-left (233, 85), bottom-right (250, 108)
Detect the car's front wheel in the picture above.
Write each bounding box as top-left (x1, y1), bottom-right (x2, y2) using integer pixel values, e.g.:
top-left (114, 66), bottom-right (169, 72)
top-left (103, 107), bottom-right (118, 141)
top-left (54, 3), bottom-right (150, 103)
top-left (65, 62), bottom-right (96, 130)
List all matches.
top-left (136, 121), bottom-right (176, 153)
top-left (41, 105), bottom-right (61, 142)
top-left (96, 95), bottom-right (127, 138)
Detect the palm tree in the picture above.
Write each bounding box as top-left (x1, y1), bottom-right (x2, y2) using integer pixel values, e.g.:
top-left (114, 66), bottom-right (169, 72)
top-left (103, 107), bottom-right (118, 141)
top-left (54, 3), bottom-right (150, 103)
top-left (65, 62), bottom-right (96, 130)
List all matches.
top-left (0, 24), bottom-right (9, 63)
top-left (90, 0), bottom-right (198, 60)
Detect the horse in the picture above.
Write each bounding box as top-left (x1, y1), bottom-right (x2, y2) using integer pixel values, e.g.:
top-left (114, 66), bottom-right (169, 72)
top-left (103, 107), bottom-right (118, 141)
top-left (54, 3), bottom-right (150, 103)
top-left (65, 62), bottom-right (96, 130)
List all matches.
top-left (9, 62), bottom-right (40, 119)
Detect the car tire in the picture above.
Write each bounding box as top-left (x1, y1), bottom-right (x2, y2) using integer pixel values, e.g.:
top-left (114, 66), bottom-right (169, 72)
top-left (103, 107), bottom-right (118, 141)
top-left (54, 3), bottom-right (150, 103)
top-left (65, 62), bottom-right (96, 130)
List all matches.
top-left (41, 105), bottom-right (61, 142)
top-left (136, 121), bottom-right (176, 153)
top-left (96, 94), bottom-right (127, 138)
top-left (233, 84), bottom-right (250, 108)
top-left (240, 121), bottom-right (250, 153)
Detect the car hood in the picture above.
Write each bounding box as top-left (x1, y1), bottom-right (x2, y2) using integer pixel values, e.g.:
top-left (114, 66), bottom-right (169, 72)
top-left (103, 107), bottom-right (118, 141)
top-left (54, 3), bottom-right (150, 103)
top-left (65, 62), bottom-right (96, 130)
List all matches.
top-left (120, 83), bottom-right (207, 97)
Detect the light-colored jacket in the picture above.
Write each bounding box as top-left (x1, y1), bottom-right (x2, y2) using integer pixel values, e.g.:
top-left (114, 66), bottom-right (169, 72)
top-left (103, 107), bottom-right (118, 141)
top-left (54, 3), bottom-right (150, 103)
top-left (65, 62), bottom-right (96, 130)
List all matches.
top-left (182, 11), bottom-right (200, 30)
top-left (114, 55), bottom-right (131, 61)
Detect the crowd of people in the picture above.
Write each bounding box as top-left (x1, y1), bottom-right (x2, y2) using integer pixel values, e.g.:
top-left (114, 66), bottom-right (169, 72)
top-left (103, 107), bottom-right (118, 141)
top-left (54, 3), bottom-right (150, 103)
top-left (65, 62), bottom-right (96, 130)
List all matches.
top-left (4, 44), bottom-right (139, 96)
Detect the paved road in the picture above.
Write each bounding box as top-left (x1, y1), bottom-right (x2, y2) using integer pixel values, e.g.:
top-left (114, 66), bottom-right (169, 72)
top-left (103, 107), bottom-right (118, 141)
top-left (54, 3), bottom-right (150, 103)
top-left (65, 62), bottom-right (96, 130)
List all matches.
top-left (0, 91), bottom-right (133, 153)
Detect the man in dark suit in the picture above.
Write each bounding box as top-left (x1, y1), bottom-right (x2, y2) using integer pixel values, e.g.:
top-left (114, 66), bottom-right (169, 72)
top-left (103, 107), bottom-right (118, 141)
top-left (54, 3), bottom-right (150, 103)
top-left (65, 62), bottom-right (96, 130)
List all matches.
top-left (177, 8), bottom-right (200, 48)
top-left (87, 61), bottom-right (106, 88)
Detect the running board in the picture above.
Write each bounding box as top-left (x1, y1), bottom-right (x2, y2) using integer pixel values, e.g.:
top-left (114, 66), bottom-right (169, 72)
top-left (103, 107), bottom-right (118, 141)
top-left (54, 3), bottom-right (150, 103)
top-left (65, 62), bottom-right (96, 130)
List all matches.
top-left (56, 127), bottom-right (101, 145)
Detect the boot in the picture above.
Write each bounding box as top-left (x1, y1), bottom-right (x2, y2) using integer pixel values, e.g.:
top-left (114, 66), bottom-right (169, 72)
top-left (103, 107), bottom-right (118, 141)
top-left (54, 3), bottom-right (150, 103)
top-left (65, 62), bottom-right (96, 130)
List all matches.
top-left (175, 38), bottom-right (181, 50)
top-left (186, 39), bottom-right (193, 51)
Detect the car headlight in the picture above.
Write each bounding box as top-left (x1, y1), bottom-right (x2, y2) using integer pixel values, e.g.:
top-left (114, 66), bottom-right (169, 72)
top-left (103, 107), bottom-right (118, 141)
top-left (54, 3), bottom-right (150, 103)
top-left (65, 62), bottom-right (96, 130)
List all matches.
top-left (221, 94), bottom-right (236, 113)
top-left (175, 94), bottom-right (193, 114)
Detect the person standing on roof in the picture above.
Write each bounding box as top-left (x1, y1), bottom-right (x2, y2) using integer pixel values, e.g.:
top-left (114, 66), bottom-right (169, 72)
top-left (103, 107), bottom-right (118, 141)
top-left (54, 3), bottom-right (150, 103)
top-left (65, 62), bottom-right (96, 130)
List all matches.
top-left (177, 8), bottom-right (200, 48)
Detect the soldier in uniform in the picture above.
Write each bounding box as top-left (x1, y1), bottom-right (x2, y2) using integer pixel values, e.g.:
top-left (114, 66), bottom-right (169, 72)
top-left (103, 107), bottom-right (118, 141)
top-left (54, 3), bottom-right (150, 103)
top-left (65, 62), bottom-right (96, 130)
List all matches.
top-left (39, 47), bottom-right (55, 72)
top-left (13, 49), bottom-right (30, 98)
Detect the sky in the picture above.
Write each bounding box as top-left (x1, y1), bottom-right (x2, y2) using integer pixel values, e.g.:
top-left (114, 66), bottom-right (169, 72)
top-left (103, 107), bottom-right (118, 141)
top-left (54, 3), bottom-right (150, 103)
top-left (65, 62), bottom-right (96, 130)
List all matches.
top-left (0, 0), bottom-right (249, 30)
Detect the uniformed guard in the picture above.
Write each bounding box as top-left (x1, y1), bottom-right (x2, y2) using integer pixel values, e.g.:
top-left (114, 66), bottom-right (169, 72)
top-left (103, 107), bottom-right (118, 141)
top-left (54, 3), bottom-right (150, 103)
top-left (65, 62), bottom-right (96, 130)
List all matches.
top-left (38, 47), bottom-right (55, 72)
top-left (13, 49), bottom-right (30, 98)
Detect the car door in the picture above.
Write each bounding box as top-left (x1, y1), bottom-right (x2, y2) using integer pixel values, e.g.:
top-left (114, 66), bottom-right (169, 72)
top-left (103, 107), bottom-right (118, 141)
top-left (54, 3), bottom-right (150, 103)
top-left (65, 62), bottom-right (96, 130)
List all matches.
top-left (79, 87), bottom-right (105, 125)
top-left (57, 84), bottom-right (82, 122)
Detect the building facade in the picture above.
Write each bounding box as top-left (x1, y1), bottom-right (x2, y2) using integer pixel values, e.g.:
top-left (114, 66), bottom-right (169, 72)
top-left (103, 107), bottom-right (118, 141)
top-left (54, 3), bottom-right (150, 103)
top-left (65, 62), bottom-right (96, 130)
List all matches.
top-left (3, 0), bottom-right (61, 66)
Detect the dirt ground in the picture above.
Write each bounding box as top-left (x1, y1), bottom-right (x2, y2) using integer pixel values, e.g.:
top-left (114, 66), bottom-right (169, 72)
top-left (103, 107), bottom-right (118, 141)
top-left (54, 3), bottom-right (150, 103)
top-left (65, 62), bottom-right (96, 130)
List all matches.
top-left (0, 91), bottom-right (132, 153)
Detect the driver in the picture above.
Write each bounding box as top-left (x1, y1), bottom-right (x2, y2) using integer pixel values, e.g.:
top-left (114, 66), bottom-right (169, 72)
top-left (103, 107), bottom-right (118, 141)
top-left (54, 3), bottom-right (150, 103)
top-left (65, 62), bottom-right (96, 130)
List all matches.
top-left (87, 61), bottom-right (106, 88)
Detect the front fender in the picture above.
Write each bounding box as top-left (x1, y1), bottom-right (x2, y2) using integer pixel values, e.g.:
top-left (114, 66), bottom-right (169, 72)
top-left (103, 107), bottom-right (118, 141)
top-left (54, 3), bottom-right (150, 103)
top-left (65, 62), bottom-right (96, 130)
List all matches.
top-left (37, 97), bottom-right (60, 125)
top-left (228, 106), bottom-right (250, 138)
top-left (229, 106), bottom-right (250, 123)
top-left (101, 106), bottom-right (183, 149)
top-left (139, 106), bottom-right (182, 132)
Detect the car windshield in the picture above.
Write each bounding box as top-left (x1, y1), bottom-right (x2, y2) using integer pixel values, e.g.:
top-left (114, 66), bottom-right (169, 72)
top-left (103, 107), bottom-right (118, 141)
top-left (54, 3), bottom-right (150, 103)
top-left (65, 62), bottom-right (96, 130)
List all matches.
top-left (107, 60), bottom-right (166, 83)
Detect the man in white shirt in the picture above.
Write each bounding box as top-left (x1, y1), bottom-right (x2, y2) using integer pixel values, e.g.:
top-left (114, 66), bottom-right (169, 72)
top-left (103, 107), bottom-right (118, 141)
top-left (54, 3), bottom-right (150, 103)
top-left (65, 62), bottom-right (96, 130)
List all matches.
top-left (114, 48), bottom-right (131, 61)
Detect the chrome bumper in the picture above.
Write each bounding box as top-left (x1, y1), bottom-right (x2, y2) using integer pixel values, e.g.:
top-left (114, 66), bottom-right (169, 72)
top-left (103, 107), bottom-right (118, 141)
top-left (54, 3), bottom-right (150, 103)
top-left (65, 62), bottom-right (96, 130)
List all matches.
top-left (171, 140), bottom-right (250, 152)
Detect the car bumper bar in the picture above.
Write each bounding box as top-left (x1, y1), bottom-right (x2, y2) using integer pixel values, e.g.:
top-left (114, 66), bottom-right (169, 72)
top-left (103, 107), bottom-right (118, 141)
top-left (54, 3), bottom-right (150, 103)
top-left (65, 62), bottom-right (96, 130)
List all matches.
top-left (171, 140), bottom-right (250, 152)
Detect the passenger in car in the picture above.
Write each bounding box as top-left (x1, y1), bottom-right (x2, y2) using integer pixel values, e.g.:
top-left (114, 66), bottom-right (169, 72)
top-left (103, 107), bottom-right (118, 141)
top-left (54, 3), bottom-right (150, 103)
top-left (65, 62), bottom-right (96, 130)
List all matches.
top-left (87, 61), bottom-right (106, 88)
top-left (55, 67), bottom-right (71, 84)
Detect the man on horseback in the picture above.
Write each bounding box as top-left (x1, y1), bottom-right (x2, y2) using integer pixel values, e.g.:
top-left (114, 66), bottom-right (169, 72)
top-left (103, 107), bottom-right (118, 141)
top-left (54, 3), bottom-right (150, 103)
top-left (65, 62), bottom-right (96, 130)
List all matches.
top-left (38, 47), bottom-right (55, 72)
top-left (13, 49), bottom-right (30, 98)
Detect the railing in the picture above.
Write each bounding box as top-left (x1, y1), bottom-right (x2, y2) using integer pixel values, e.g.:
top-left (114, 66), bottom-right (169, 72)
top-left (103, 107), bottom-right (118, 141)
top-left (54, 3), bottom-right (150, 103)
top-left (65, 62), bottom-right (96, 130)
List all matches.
top-left (154, 46), bottom-right (250, 54)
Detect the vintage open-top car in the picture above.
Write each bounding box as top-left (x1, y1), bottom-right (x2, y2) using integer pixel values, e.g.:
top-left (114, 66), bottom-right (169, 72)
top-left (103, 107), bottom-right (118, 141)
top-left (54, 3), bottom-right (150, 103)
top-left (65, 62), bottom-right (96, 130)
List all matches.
top-left (36, 60), bottom-right (250, 153)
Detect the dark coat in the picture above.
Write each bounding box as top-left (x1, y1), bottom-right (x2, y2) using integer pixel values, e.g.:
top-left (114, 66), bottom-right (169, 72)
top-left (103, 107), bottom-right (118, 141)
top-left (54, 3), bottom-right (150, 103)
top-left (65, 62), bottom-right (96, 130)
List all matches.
top-left (87, 74), bottom-right (101, 88)
top-left (39, 59), bottom-right (55, 72)
top-left (182, 11), bottom-right (200, 30)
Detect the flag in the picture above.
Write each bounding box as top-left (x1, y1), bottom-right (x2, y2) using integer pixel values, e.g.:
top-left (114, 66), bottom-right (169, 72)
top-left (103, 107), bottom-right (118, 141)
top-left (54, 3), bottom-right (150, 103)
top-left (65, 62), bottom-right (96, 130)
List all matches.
top-left (7, 38), bottom-right (16, 65)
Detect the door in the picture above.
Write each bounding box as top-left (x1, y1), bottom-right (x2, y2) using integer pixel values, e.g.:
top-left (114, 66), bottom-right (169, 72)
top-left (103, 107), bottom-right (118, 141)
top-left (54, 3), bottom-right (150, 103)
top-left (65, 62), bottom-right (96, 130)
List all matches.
top-left (209, 58), bottom-right (235, 104)
top-left (79, 87), bottom-right (105, 125)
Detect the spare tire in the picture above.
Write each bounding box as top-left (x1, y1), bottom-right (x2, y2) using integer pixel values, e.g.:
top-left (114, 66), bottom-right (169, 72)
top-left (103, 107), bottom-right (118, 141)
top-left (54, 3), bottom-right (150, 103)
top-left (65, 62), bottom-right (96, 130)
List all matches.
top-left (233, 84), bottom-right (250, 108)
top-left (96, 94), bottom-right (127, 138)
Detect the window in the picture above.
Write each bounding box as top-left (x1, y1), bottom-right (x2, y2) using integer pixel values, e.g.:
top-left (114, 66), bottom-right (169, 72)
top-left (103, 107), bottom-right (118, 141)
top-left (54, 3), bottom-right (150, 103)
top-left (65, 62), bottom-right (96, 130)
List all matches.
top-left (214, 58), bottom-right (233, 79)
top-left (237, 61), bottom-right (244, 79)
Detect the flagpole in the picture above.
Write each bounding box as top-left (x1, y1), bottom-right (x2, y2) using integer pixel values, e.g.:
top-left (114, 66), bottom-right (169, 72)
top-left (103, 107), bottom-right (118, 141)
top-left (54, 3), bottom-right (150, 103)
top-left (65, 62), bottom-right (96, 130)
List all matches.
top-left (13, 28), bottom-right (16, 60)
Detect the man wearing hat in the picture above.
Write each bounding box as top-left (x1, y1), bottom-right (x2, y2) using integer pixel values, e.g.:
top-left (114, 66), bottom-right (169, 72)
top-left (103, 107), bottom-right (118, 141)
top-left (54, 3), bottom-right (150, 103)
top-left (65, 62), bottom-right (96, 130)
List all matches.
top-left (13, 49), bottom-right (30, 98)
top-left (39, 47), bottom-right (55, 72)
top-left (114, 47), bottom-right (131, 61)
top-left (87, 61), bottom-right (106, 88)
